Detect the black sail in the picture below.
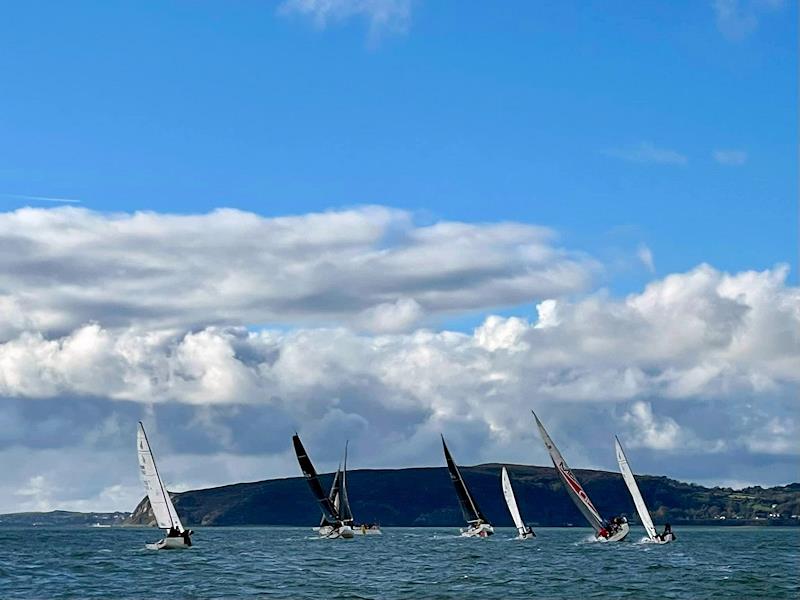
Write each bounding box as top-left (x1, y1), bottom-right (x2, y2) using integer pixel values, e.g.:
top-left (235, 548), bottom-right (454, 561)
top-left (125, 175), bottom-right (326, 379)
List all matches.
top-left (339, 441), bottom-right (354, 524)
top-left (441, 435), bottom-right (489, 525)
top-left (292, 434), bottom-right (341, 525)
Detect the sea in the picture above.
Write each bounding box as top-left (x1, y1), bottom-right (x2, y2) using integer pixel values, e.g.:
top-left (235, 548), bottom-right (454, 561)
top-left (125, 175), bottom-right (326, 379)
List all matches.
top-left (0, 526), bottom-right (797, 599)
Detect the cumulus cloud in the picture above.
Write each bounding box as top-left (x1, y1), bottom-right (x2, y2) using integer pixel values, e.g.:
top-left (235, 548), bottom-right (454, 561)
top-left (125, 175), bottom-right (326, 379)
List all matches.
top-left (278, 0), bottom-right (412, 41)
top-left (605, 142), bottom-right (688, 165)
top-left (713, 149), bottom-right (748, 166)
top-left (0, 263), bottom-right (797, 511)
top-left (0, 206), bottom-right (593, 339)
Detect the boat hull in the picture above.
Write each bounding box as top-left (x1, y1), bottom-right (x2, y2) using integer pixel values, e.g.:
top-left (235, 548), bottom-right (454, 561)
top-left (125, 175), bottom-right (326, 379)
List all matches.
top-left (318, 525), bottom-right (355, 539)
top-left (597, 522), bottom-right (629, 543)
top-left (461, 523), bottom-right (494, 538)
top-left (353, 526), bottom-right (382, 535)
top-left (146, 536), bottom-right (191, 550)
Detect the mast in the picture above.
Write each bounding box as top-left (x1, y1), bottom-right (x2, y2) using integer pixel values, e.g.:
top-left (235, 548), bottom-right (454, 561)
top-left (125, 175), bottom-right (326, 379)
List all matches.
top-left (615, 436), bottom-right (658, 539)
top-left (441, 435), bottom-right (488, 524)
top-left (531, 412), bottom-right (605, 533)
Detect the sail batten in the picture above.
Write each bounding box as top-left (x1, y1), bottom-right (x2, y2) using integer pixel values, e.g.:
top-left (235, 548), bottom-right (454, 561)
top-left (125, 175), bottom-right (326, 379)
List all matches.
top-left (136, 422), bottom-right (184, 533)
top-left (532, 412), bottom-right (605, 533)
top-left (442, 436), bottom-right (488, 525)
top-left (615, 436), bottom-right (658, 540)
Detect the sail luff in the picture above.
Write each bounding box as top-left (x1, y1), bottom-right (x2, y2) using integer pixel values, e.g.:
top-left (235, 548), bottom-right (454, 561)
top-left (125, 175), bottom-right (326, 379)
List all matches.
top-left (532, 412), bottom-right (605, 533)
top-left (441, 436), bottom-right (488, 524)
top-left (136, 422), bottom-right (184, 532)
top-left (292, 434), bottom-right (341, 525)
top-left (501, 467), bottom-right (526, 534)
top-left (615, 436), bottom-right (658, 539)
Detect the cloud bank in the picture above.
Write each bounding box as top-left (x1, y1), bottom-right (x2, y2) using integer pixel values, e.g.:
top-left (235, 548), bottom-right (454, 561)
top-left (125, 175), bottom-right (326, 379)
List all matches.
top-left (0, 207), bottom-right (797, 514)
top-left (0, 206), bottom-right (593, 339)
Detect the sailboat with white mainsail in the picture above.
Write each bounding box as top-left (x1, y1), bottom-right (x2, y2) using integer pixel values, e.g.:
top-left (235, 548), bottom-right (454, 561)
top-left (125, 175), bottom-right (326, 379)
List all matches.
top-left (442, 435), bottom-right (493, 537)
top-left (615, 436), bottom-right (675, 544)
top-left (501, 467), bottom-right (535, 539)
top-left (293, 434), bottom-right (354, 539)
top-left (136, 422), bottom-right (193, 550)
top-left (532, 412), bottom-right (629, 542)
top-left (336, 442), bottom-right (382, 536)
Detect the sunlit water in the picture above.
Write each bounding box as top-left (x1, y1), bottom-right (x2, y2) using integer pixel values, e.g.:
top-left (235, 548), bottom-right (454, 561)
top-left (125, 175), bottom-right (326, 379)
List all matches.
top-left (0, 527), bottom-right (797, 599)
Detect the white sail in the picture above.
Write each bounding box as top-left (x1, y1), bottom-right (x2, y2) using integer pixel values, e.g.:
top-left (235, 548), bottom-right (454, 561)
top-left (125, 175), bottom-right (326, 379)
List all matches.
top-left (615, 436), bottom-right (657, 540)
top-left (137, 422), bottom-right (184, 532)
top-left (501, 467), bottom-right (527, 534)
top-left (532, 412), bottom-right (605, 533)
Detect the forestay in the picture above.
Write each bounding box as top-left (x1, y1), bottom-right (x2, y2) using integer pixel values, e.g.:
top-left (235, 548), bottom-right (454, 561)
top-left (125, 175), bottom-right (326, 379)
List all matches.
top-left (615, 436), bottom-right (658, 540)
top-left (532, 412), bottom-right (605, 533)
top-left (501, 467), bottom-right (527, 534)
top-left (137, 422), bottom-right (184, 532)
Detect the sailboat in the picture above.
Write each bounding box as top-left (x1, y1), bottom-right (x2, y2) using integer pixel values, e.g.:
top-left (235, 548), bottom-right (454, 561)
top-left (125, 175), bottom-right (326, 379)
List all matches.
top-left (441, 435), bottom-right (493, 537)
top-left (292, 434), bottom-right (354, 539)
top-left (615, 436), bottom-right (675, 544)
top-left (336, 442), bottom-right (382, 536)
top-left (136, 422), bottom-right (193, 549)
top-left (532, 412), bottom-right (629, 542)
top-left (501, 467), bottom-right (535, 539)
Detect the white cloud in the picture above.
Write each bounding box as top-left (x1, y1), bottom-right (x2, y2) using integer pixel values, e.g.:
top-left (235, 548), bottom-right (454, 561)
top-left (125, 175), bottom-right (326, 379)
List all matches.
top-left (637, 244), bottom-right (655, 273)
top-left (0, 206), bottom-right (593, 339)
top-left (278, 0), bottom-right (412, 41)
top-left (0, 263), bottom-right (796, 505)
top-left (605, 142), bottom-right (688, 165)
top-left (713, 149), bottom-right (748, 166)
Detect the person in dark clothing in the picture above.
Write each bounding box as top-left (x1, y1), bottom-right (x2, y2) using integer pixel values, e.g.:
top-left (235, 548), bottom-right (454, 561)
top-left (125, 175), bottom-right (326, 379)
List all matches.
top-left (181, 529), bottom-right (193, 546)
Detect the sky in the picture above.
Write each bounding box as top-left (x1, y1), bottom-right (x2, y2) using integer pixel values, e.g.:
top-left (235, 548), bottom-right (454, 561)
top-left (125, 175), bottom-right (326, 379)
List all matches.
top-left (0, 0), bottom-right (797, 513)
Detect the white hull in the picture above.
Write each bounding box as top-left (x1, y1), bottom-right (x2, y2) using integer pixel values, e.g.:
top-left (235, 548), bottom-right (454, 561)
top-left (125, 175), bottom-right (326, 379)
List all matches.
top-left (597, 522), bottom-right (629, 543)
top-left (517, 530), bottom-right (536, 540)
top-left (318, 525), bottom-right (355, 539)
top-left (460, 523), bottom-right (494, 538)
top-left (649, 532), bottom-right (676, 544)
top-left (146, 536), bottom-right (191, 550)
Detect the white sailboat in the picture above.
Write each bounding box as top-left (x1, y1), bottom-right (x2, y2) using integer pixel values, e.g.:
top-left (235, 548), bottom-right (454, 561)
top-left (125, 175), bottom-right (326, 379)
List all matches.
top-left (136, 422), bottom-right (193, 549)
top-left (532, 412), bottom-right (629, 542)
top-left (501, 467), bottom-right (535, 539)
top-left (614, 436), bottom-right (675, 544)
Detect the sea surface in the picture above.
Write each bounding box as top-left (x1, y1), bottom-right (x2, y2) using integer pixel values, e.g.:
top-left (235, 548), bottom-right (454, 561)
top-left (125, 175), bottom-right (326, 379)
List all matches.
top-left (0, 526), bottom-right (797, 599)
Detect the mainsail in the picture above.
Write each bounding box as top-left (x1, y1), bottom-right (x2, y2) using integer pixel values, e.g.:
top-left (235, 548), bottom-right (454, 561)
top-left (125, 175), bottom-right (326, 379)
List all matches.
top-left (137, 422), bottom-right (184, 532)
top-left (292, 434), bottom-right (341, 525)
top-left (339, 441), bottom-right (354, 524)
top-left (501, 466), bottom-right (528, 535)
top-left (442, 435), bottom-right (488, 525)
top-left (532, 412), bottom-right (605, 533)
top-left (615, 436), bottom-right (658, 540)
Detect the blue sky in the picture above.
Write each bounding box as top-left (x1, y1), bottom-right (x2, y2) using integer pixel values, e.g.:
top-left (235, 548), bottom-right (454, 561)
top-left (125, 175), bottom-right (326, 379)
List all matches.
top-left (0, 1), bottom-right (795, 288)
top-left (0, 1), bottom-right (797, 512)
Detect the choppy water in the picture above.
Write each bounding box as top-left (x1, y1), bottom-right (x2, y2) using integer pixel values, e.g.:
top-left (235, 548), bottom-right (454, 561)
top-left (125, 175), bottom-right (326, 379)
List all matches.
top-left (0, 526), bottom-right (797, 599)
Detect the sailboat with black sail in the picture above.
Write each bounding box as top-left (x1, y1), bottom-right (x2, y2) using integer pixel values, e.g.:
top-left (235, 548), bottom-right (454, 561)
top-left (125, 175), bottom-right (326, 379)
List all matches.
top-left (136, 422), bottom-right (193, 549)
top-left (442, 435), bottom-right (493, 537)
top-left (532, 412), bottom-right (629, 542)
top-left (615, 435), bottom-right (675, 543)
top-left (292, 434), bottom-right (354, 539)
